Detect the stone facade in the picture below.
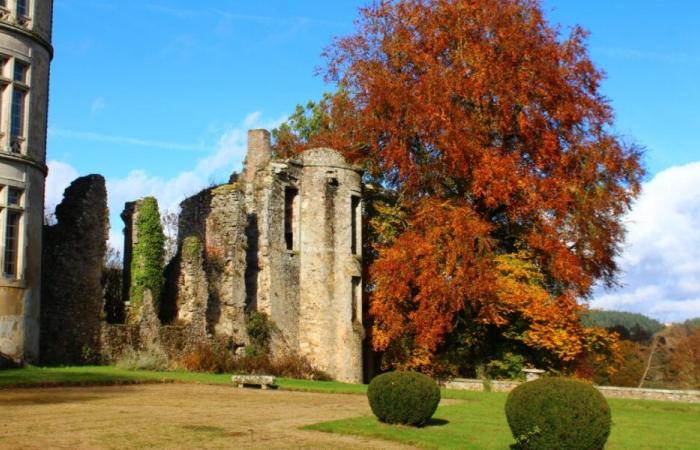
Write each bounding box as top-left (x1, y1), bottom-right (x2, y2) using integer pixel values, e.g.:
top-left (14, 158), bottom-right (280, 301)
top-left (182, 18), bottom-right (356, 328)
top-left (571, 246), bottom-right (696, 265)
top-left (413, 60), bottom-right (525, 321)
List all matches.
top-left (41, 175), bottom-right (108, 365)
top-left (0, 0), bottom-right (53, 366)
top-left (125, 130), bottom-right (365, 382)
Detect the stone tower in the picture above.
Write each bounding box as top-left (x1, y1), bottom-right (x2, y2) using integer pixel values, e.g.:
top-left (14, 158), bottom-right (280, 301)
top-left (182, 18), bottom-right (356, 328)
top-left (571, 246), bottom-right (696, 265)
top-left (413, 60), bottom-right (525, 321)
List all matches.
top-left (0, 0), bottom-right (54, 366)
top-left (242, 131), bottom-right (365, 382)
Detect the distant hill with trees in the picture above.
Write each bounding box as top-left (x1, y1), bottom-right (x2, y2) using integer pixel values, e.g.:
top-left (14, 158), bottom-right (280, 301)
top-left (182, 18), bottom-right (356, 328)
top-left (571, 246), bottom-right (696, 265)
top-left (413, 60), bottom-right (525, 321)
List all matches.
top-left (581, 310), bottom-right (664, 343)
top-left (582, 310), bottom-right (700, 389)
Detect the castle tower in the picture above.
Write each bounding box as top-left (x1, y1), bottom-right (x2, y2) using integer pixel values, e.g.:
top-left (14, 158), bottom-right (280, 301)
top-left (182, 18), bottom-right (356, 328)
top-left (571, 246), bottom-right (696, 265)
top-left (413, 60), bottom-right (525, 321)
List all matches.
top-left (0, 0), bottom-right (53, 365)
top-left (297, 149), bottom-right (364, 383)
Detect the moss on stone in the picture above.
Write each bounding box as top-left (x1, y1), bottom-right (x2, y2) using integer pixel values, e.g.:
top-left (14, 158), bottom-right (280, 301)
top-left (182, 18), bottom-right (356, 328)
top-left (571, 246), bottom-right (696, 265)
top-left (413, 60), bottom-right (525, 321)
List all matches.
top-left (182, 236), bottom-right (202, 261)
top-left (211, 183), bottom-right (241, 196)
top-left (130, 197), bottom-right (165, 313)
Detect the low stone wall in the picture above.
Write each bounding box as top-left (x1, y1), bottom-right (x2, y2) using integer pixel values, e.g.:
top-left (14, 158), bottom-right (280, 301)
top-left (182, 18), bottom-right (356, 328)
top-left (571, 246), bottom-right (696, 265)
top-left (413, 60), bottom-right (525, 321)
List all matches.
top-left (443, 378), bottom-right (700, 403)
top-left (597, 386), bottom-right (700, 403)
top-left (443, 378), bottom-right (520, 393)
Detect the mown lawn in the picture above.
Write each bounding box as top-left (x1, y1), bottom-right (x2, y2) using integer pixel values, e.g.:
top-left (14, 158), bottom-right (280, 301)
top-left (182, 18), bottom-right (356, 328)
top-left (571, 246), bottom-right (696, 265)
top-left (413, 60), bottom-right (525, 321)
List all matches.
top-left (307, 389), bottom-right (700, 450)
top-left (2, 366), bottom-right (698, 449)
top-left (0, 365), bottom-right (366, 393)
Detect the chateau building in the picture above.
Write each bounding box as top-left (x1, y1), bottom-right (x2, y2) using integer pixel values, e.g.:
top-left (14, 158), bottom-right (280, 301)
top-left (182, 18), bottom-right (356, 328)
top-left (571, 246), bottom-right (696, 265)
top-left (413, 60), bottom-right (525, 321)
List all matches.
top-left (0, 0), bottom-right (53, 365)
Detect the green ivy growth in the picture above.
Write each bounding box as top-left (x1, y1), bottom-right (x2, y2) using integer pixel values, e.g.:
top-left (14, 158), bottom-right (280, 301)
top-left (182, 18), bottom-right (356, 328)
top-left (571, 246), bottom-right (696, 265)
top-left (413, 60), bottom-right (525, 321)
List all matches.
top-left (182, 235), bottom-right (202, 261)
top-left (130, 197), bottom-right (165, 312)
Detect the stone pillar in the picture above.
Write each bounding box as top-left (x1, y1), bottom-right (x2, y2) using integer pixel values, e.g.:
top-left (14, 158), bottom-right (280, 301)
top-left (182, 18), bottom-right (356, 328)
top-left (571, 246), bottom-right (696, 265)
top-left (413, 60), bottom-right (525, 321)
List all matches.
top-left (243, 129), bottom-right (272, 185)
top-left (120, 201), bottom-right (138, 304)
top-left (41, 175), bottom-right (108, 365)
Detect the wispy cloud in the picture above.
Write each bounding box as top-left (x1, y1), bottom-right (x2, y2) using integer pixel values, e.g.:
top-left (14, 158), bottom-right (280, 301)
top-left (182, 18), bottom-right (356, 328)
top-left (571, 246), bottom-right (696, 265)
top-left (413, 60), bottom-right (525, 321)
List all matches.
top-left (596, 47), bottom-right (700, 65)
top-left (90, 97), bottom-right (106, 117)
top-left (46, 112), bottom-right (287, 251)
top-left (48, 127), bottom-right (212, 153)
top-left (145, 3), bottom-right (349, 28)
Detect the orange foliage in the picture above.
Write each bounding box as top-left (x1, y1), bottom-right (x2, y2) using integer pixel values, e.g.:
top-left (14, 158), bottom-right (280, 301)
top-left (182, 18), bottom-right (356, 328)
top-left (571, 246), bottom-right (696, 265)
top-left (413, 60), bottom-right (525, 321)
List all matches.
top-left (293, 0), bottom-right (643, 372)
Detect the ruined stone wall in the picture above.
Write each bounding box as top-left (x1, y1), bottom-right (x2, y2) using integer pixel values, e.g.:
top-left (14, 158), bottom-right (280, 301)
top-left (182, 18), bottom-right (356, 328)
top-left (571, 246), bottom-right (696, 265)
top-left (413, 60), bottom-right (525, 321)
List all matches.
top-left (41, 175), bottom-right (108, 365)
top-left (120, 201), bottom-right (138, 304)
top-left (177, 184), bottom-right (248, 342)
top-left (113, 131), bottom-right (365, 382)
top-left (247, 155), bottom-right (301, 354)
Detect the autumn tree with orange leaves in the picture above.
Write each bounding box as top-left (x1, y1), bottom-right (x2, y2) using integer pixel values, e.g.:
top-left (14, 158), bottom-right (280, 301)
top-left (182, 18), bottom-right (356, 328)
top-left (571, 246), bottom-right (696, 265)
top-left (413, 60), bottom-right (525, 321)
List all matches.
top-left (275, 0), bottom-right (643, 377)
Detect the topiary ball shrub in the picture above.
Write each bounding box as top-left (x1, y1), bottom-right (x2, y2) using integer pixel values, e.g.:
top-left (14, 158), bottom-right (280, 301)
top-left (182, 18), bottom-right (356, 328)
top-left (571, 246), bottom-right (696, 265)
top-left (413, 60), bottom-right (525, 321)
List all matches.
top-left (367, 371), bottom-right (441, 427)
top-left (505, 377), bottom-right (611, 450)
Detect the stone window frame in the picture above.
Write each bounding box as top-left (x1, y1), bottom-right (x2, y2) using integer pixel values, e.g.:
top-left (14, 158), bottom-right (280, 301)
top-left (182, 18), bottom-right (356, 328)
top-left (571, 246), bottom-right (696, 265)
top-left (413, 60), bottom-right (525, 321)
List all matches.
top-left (0, 177), bottom-right (25, 282)
top-left (0, 53), bottom-right (30, 155)
top-left (0, 1), bottom-right (32, 26)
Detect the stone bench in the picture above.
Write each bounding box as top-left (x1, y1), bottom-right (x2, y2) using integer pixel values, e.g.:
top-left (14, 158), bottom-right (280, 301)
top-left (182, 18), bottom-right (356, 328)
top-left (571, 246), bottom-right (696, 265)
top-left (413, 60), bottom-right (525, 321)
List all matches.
top-left (231, 374), bottom-right (277, 390)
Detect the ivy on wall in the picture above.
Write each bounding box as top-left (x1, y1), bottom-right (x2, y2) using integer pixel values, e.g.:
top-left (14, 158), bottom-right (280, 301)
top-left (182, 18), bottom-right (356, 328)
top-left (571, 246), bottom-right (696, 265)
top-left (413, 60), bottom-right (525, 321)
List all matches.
top-left (130, 197), bottom-right (165, 314)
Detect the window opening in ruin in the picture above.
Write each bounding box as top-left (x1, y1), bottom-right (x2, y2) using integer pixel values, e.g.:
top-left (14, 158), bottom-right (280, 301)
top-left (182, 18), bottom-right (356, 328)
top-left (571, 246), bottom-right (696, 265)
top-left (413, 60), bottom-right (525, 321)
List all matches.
top-left (4, 210), bottom-right (20, 277)
top-left (351, 195), bottom-right (360, 255)
top-left (285, 187), bottom-right (298, 251)
top-left (351, 276), bottom-right (361, 323)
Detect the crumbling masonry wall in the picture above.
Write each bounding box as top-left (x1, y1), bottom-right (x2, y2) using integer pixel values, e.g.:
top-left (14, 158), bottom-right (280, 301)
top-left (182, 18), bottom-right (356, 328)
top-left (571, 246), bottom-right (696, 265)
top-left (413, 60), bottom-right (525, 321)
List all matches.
top-left (41, 175), bottom-right (108, 365)
top-left (117, 130), bottom-right (365, 382)
top-left (173, 184), bottom-right (248, 341)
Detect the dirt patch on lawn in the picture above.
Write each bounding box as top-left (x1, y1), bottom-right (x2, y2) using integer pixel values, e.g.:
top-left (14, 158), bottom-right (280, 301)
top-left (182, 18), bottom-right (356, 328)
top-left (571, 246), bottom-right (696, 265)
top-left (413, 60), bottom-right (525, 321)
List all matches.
top-left (0, 384), bottom-right (414, 449)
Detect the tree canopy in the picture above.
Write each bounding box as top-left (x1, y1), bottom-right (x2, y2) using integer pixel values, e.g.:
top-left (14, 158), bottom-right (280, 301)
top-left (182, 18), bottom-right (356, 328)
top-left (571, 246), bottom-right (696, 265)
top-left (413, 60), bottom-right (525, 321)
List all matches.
top-left (276, 0), bottom-right (643, 376)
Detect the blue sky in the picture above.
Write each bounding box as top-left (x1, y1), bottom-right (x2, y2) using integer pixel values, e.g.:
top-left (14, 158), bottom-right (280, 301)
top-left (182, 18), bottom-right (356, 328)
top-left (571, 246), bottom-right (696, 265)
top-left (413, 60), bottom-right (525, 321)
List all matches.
top-left (46, 1), bottom-right (700, 322)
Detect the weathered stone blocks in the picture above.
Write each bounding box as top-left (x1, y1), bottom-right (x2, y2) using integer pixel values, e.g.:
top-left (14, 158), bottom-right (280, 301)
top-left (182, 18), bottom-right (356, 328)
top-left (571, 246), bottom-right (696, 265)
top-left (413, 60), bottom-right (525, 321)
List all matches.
top-left (41, 175), bottom-right (108, 365)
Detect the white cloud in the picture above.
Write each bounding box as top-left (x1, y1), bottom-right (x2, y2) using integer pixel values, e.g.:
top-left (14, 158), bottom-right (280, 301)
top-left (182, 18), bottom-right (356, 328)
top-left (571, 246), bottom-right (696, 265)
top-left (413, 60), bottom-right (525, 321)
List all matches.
top-left (90, 97), bottom-right (106, 116)
top-left (592, 161), bottom-right (700, 322)
top-left (46, 112), bottom-right (284, 253)
top-left (45, 160), bottom-right (79, 211)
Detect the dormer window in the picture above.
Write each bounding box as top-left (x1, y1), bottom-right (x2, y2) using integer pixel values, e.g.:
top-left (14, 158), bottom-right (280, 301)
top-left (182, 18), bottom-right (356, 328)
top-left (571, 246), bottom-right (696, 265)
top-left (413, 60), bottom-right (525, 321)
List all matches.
top-left (16, 0), bottom-right (28, 18)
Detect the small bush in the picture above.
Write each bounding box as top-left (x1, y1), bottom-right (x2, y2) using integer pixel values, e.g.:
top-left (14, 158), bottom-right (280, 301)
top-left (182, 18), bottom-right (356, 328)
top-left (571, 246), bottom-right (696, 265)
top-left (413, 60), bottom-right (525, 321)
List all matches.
top-left (245, 311), bottom-right (275, 356)
top-left (116, 349), bottom-right (171, 371)
top-left (179, 340), bottom-right (235, 374)
top-left (505, 377), bottom-right (611, 450)
top-left (177, 339), bottom-right (331, 380)
top-left (367, 371), bottom-right (441, 427)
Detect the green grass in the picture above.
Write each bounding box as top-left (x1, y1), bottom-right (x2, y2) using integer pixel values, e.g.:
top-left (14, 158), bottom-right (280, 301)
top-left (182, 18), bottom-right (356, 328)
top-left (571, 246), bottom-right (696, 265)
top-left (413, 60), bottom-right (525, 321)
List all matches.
top-left (307, 390), bottom-right (700, 450)
top-left (0, 365), bottom-right (365, 394)
top-left (2, 367), bottom-right (699, 449)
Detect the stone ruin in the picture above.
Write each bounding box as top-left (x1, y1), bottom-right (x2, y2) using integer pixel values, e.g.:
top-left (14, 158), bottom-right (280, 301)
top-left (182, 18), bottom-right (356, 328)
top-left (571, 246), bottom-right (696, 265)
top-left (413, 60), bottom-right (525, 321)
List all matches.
top-left (40, 130), bottom-right (365, 383)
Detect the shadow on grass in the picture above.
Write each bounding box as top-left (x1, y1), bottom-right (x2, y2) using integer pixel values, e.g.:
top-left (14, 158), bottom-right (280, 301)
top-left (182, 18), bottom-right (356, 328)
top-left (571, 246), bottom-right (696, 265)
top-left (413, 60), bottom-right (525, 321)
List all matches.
top-left (424, 417), bottom-right (450, 427)
top-left (0, 392), bottom-right (106, 406)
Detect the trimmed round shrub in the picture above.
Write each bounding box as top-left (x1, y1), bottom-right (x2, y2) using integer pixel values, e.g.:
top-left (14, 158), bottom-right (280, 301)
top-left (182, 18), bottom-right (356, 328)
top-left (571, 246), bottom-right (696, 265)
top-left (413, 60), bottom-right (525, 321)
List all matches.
top-left (367, 371), bottom-right (441, 427)
top-left (505, 377), bottom-right (611, 450)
